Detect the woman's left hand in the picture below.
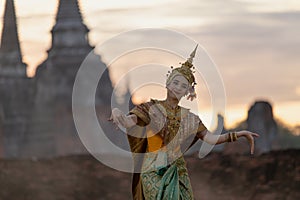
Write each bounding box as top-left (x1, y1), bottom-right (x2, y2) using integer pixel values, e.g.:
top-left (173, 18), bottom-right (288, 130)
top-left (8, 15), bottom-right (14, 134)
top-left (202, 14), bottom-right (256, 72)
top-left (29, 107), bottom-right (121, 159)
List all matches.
top-left (237, 131), bottom-right (260, 155)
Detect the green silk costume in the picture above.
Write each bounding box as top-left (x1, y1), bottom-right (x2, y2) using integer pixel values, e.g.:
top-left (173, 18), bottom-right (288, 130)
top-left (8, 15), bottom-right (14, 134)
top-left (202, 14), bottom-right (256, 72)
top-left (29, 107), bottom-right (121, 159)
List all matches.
top-left (127, 99), bottom-right (207, 200)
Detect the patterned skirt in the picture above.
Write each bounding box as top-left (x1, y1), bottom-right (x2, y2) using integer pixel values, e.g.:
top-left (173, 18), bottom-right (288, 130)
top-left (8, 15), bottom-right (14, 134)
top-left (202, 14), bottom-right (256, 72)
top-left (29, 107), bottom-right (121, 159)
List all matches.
top-left (141, 155), bottom-right (194, 200)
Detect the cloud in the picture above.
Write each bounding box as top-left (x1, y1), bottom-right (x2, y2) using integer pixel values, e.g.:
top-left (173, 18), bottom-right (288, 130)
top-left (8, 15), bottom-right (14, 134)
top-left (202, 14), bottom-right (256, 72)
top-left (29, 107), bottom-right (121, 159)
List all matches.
top-left (235, 0), bottom-right (300, 12)
top-left (296, 86), bottom-right (300, 97)
top-left (177, 9), bottom-right (300, 104)
top-left (1, 0), bottom-right (299, 107)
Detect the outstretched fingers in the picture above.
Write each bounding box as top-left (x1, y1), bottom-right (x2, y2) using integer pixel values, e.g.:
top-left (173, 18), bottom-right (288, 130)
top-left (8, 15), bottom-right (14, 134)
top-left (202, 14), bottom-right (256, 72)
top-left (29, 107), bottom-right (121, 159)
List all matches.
top-left (250, 136), bottom-right (255, 155)
top-left (118, 115), bottom-right (127, 128)
top-left (252, 133), bottom-right (260, 137)
top-left (248, 132), bottom-right (259, 155)
top-left (108, 114), bottom-right (120, 129)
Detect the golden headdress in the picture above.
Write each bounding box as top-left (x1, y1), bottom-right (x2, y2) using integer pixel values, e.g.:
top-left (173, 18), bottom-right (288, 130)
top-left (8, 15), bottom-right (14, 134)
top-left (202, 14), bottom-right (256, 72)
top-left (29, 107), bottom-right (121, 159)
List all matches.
top-left (166, 45), bottom-right (198, 100)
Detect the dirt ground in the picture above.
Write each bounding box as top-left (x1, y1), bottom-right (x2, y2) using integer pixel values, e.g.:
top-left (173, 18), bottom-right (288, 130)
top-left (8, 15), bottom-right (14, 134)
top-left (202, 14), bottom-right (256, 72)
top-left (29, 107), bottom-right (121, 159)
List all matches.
top-left (0, 149), bottom-right (299, 200)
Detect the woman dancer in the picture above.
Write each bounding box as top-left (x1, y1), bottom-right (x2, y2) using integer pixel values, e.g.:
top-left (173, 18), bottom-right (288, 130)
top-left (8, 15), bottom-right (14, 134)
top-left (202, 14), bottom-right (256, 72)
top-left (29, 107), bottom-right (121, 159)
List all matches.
top-left (110, 45), bottom-right (259, 199)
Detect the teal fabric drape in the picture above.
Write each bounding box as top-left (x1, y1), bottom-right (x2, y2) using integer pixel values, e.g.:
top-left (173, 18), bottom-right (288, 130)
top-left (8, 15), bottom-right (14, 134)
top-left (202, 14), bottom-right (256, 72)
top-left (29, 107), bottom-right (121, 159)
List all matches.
top-left (156, 164), bottom-right (179, 200)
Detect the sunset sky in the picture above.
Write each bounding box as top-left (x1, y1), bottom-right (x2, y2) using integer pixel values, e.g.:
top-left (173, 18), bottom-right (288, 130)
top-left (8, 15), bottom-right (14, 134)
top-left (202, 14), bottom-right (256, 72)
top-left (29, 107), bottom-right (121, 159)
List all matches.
top-left (0, 0), bottom-right (299, 129)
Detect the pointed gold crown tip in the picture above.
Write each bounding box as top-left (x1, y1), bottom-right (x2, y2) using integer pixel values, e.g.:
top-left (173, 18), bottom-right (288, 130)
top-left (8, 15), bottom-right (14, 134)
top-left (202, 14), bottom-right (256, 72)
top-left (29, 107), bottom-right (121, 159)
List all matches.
top-left (190, 44), bottom-right (198, 58)
top-left (187, 44), bottom-right (198, 64)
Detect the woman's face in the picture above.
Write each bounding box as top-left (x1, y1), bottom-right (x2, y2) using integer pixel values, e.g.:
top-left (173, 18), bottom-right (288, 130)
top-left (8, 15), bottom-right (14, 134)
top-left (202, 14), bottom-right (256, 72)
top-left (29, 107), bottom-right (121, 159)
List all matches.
top-left (167, 75), bottom-right (189, 100)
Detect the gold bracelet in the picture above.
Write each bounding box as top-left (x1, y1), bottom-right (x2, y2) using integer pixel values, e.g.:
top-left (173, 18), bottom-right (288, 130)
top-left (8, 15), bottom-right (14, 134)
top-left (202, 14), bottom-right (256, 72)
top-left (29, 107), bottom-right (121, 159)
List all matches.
top-left (227, 132), bottom-right (232, 142)
top-left (227, 132), bottom-right (237, 142)
top-left (232, 132), bottom-right (238, 141)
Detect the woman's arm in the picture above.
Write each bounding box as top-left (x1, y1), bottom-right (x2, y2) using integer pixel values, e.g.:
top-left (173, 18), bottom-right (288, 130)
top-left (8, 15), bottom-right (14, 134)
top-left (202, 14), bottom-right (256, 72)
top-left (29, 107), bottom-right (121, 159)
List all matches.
top-left (109, 108), bottom-right (137, 129)
top-left (199, 129), bottom-right (259, 154)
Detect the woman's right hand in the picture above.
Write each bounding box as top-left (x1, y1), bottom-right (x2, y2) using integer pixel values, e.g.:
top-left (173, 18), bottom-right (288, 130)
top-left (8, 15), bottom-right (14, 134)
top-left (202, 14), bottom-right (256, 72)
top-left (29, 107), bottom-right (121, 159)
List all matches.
top-left (109, 108), bottom-right (137, 129)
